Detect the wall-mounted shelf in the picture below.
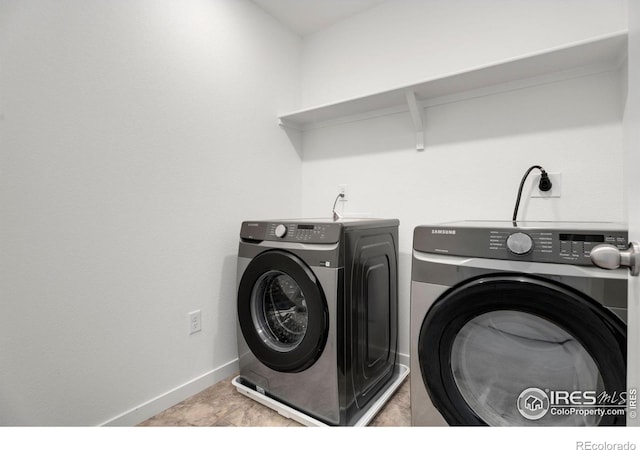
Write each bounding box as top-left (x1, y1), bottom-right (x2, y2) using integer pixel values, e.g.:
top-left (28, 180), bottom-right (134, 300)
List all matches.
top-left (278, 31), bottom-right (627, 150)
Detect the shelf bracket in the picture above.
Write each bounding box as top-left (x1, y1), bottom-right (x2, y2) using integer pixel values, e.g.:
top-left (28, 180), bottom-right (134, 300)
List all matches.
top-left (278, 118), bottom-right (303, 131)
top-left (405, 90), bottom-right (425, 151)
top-left (277, 118), bottom-right (304, 158)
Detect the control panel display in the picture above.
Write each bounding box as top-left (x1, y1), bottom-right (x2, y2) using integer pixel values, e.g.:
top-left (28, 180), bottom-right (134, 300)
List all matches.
top-left (260, 222), bottom-right (341, 244)
top-left (414, 223), bottom-right (628, 266)
top-left (557, 233), bottom-right (625, 263)
top-left (559, 234), bottom-right (605, 242)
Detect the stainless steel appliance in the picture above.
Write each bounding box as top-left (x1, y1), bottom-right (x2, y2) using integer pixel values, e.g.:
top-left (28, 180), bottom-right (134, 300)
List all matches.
top-left (236, 218), bottom-right (401, 426)
top-left (411, 221), bottom-right (628, 426)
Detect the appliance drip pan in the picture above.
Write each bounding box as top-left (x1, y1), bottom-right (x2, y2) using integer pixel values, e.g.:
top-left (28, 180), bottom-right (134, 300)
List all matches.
top-left (231, 363), bottom-right (409, 427)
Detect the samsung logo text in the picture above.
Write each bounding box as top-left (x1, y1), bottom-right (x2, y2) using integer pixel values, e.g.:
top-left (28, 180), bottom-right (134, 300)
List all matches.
top-left (431, 229), bottom-right (456, 235)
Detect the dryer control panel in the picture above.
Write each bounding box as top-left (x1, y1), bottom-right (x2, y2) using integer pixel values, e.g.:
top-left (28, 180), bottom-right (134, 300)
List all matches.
top-left (414, 221), bottom-right (628, 266)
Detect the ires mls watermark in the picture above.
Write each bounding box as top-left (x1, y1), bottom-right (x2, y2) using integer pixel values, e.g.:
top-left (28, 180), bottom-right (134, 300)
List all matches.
top-left (516, 387), bottom-right (637, 420)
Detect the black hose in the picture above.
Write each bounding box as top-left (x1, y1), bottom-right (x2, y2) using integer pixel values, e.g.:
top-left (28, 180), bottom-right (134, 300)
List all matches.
top-left (512, 165), bottom-right (551, 223)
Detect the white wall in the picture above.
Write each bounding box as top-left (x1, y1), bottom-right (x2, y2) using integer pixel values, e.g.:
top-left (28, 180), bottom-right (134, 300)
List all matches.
top-left (301, 0), bottom-right (627, 108)
top-left (299, 0), bottom-right (627, 360)
top-left (0, 0), bottom-right (301, 425)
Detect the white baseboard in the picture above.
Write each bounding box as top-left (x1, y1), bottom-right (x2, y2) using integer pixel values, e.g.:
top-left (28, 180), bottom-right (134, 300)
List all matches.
top-left (99, 351), bottom-right (408, 427)
top-left (99, 359), bottom-right (239, 427)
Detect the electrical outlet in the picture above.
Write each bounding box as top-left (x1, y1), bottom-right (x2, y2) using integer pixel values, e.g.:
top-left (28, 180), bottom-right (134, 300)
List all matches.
top-left (339, 184), bottom-right (348, 201)
top-left (531, 172), bottom-right (562, 198)
top-left (189, 310), bottom-right (201, 334)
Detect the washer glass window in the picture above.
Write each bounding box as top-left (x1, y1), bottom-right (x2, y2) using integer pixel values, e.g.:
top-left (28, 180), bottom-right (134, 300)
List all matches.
top-left (251, 271), bottom-right (308, 351)
top-left (450, 310), bottom-right (603, 426)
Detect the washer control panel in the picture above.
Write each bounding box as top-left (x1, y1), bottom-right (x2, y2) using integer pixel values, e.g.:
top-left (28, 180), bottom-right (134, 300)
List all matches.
top-left (241, 221), bottom-right (342, 244)
top-left (414, 222), bottom-right (628, 266)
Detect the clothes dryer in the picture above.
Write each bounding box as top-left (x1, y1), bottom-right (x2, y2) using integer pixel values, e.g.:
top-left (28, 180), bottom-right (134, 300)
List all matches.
top-left (411, 221), bottom-right (628, 426)
top-left (235, 218), bottom-right (401, 426)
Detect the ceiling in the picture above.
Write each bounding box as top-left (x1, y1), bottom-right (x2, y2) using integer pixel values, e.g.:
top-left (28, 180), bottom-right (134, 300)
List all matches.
top-left (251, 0), bottom-right (387, 36)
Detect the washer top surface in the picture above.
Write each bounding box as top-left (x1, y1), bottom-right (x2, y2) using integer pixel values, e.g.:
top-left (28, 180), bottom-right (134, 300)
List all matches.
top-left (414, 220), bottom-right (628, 266)
top-left (240, 217), bottom-right (399, 244)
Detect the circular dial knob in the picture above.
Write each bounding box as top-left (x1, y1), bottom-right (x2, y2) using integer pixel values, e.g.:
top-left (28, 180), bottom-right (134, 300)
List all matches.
top-left (274, 224), bottom-right (287, 238)
top-left (506, 232), bottom-right (533, 255)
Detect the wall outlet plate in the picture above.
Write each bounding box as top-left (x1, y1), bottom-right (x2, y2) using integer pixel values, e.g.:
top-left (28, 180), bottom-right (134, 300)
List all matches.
top-left (189, 310), bottom-right (201, 334)
top-left (339, 184), bottom-right (348, 201)
top-left (530, 172), bottom-right (562, 198)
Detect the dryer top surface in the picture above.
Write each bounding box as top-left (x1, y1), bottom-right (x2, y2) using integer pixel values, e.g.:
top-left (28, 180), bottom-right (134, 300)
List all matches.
top-left (425, 220), bottom-right (627, 232)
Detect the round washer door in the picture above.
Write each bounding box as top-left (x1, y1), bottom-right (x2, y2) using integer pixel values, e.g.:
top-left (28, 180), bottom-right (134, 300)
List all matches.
top-left (237, 250), bottom-right (329, 373)
top-left (419, 274), bottom-right (627, 426)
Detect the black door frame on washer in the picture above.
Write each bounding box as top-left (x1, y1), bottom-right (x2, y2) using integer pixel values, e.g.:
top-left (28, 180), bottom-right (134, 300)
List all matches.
top-left (237, 250), bottom-right (329, 373)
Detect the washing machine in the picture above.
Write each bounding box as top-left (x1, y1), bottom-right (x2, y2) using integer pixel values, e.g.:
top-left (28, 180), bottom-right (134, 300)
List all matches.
top-left (234, 218), bottom-right (404, 426)
top-left (410, 221), bottom-right (629, 426)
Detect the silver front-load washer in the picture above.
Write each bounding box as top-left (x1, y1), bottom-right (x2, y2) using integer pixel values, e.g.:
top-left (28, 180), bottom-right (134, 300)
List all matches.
top-left (410, 221), bottom-right (628, 426)
top-left (235, 218), bottom-right (401, 426)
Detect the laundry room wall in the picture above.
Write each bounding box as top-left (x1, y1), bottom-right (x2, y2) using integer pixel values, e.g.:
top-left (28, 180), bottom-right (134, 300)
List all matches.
top-left (298, 0), bottom-right (628, 361)
top-left (300, 0), bottom-right (627, 108)
top-left (0, 0), bottom-right (301, 425)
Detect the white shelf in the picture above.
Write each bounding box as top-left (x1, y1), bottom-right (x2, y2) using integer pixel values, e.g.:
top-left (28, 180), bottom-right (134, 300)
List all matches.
top-left (278, 31), bottom-right (627, 149)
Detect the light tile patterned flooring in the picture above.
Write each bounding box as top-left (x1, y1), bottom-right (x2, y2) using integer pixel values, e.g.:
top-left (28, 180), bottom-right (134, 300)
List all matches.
top-left (138, 373), bottom-right (411, 427)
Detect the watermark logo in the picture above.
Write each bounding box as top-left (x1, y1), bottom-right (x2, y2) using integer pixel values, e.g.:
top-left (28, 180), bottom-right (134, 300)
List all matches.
top-left (517, 387), bottom-right (631, 420)
top-left (576, 442), bottom-right (636, 450)
top-left (517, 387), bottom-right (550, 420)
top-left (629, 388), bottom-right (637, 419)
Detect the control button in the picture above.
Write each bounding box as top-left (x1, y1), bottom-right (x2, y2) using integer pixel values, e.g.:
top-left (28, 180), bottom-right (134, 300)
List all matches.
top-left (506, 232), bottom-right (534, 255)
top-left (584, 242), bottom-right (595, 255)
top-left (572, 241), bottom-right (583, 255)
top-left (560, 241), bottom-right (571, 254)
top-left (274, 224), bottom-right (287, 238)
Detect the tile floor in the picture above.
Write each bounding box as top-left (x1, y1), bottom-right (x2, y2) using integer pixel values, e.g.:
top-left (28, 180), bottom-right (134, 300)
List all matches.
top-left (138, 373), bottom-right (411, 427)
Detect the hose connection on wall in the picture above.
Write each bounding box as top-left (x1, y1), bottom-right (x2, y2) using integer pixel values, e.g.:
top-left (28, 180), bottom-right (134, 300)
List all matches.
top-left (512, 165), bottom-right (552, 224)
top-left (332, 193), bottom-right (345, 221)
